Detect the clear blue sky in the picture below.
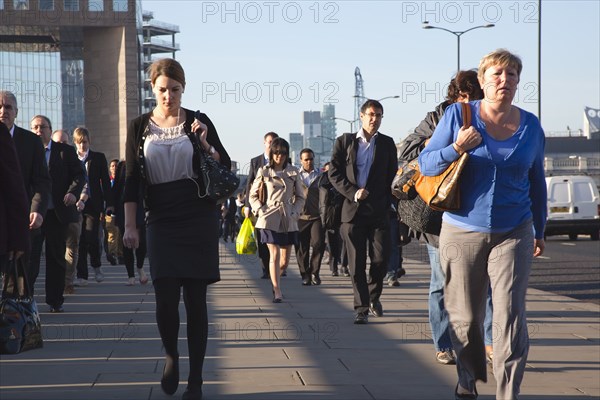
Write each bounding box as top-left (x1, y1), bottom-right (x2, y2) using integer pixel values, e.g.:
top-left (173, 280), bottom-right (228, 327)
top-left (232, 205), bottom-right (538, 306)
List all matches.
top-left (144, 0), bottom-right (600, 167)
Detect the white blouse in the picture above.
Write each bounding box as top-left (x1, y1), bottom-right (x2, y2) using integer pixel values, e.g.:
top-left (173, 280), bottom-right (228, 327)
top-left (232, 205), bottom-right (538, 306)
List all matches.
top-left (144, 120), bottom-right (196, 185)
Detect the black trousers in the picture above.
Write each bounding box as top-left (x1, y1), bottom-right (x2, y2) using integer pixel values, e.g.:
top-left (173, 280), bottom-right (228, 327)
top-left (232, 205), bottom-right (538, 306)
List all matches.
top-left (255, 227), bottom-right (270, 273)
top-left (340, 216), bottom-right (390, 313)
top-left (154, 277), bottom-right (209, 386)
top-left (29, 210), bottom-right (68, 307)
top-left (124, 227), bottom-right (147, 278)
top-left (222, 217), bottom-right (236, 240)
top-left (77, 212), bottom-right (102, 279)
top-left (325, 228), bottom-right (342, 272)
top-left (295, 219), bottom-right (325, 278)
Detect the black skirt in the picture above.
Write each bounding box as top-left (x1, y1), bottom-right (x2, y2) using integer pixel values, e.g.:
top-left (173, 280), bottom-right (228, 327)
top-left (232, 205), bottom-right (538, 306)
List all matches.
top-left (145, 179), bottom-right (220, 283)
top-left (259, 229), bottom-right (298, 246)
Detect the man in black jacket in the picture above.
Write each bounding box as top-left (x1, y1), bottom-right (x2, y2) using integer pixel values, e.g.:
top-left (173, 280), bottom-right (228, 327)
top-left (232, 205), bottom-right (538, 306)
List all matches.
top-left (73, 127), bottom-right (114, 284)
top-left (30, 115), bottom-right (85, 312)
top-left (0, 92), bottom-right (50, 231)
top-left (328, 100), bottom-right (397, 324)
top-left (0, 92), bottom-right (51, 295)
top-left (295, 148), bottom-right (324, 285)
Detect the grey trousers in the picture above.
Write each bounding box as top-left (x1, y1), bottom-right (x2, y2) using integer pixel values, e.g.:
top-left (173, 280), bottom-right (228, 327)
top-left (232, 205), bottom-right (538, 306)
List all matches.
top-left (439, 220), bottom-right (534, 400)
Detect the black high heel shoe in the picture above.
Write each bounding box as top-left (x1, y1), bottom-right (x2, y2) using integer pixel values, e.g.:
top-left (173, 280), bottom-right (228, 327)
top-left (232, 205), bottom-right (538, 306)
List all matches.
top-left (161, 356), bottom-right (179, 395)
top-left (272, 290), bottom-right (283, 303)
top-left (182, 383), bottom-right (203, 400)
top-left (454, 383), bottom-right (478, 399)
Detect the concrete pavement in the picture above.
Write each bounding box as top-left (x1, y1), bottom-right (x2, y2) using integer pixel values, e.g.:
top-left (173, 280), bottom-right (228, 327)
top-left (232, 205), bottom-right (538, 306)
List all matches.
top-left (1, 240), bottom-right (599, 399)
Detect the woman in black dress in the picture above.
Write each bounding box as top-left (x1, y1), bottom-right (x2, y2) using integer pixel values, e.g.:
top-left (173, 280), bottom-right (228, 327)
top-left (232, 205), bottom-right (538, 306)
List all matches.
top-left (123, 58), bottom-right (231, 400)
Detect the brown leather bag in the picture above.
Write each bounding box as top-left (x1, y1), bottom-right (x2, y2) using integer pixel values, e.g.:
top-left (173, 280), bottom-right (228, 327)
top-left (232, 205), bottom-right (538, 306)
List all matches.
top-left (414, 102), bottom-right (471, 211)
top-left (257, 176), bottom-right (267, 205)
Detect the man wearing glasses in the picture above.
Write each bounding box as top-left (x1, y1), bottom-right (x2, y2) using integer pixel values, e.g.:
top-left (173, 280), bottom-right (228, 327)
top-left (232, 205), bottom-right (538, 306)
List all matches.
top-left (295, 148), bottom-right (325, 286)
top-left (328, 100), bottom-right (398, 324)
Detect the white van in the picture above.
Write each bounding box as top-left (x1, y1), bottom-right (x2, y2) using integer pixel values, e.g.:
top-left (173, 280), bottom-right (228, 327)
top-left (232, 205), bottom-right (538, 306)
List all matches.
top-left (544, 175), bottom-right (600, 240)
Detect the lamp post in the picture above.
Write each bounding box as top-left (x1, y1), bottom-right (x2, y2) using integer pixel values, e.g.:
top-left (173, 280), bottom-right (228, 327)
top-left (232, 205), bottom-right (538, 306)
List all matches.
top-left (422, 21), bottom-right (495, 71)
top-left (353, 95), bottom-right (400, 102)
top-left (331, 116), bottom-right (356, 132)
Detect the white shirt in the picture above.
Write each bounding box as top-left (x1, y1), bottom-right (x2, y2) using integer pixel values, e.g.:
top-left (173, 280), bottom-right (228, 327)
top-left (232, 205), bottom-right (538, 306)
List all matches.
top-left (144, 121), bottom-right (195, 185)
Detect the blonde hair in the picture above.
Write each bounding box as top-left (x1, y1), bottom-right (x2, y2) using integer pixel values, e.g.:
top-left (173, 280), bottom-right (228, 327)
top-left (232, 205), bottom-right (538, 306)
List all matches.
top-left (72, 126), bottom-right (90, 144)
top-left (478, 49), bottom-right (523, 82)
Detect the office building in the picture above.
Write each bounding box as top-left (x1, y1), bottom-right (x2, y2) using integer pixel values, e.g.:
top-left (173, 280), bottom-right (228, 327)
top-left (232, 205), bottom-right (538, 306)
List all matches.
top-left (0, 0), bottom-right (179, 162)
top-left (141, 9), bottom-right (179, 113)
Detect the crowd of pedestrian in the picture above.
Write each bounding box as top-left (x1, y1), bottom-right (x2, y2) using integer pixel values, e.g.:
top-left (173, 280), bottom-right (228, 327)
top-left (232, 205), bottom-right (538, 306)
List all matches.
top-left (2, 49), bottom-right (547, 400)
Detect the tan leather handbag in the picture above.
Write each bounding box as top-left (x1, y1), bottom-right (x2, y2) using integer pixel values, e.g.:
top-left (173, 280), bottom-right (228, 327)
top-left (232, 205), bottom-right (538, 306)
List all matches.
top-left (414, 102), bottom-right (471, 211)
top-left (257, 176), bottom-right (267, 205)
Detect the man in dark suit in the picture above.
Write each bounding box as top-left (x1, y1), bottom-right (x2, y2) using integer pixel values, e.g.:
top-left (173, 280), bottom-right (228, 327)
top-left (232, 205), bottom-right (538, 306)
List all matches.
top-left (0, 91), bottom-right (51, 295)
top-left (244, 132), bottom-right (278, 279)
top-left (30, 115), bottom-right (85, 312)
top-left (329, 100), bottom-right (398, 324)
top-left (295, 148), bottom-right (325, 285)
top-left (72, 127), bottom-right (114, 284)
top-left (0, 91), bottom-right (50, 234)
top-left (0, 122), bottom-right (30, 287)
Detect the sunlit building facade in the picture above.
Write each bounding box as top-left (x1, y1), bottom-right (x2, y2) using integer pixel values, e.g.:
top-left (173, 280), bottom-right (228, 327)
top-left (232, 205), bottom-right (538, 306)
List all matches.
top-left (0, 0), bottom-right (141, 160)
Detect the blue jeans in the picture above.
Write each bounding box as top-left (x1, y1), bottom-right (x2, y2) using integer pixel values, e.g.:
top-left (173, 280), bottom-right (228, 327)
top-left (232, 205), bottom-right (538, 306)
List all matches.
top-left (426, 243), bottom-right (453, 352)
top-left (485, 285), bottom-right (494, 346)
top-left (385, 216), bottom-right (403, 279)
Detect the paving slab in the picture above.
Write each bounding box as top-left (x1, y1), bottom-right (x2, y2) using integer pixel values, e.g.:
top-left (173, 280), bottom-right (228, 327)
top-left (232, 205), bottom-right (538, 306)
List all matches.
top-left (1, 240), bottom-right (598, 399)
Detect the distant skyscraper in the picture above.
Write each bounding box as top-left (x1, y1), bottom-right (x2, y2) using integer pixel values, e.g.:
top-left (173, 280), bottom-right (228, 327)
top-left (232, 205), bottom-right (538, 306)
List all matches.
top-left (303, 111), bottom-right (323, 167)
top-left (321, 104), bottom-right (336, 159)
top-left (289, 132), bottom-right (303, 166)
top-left (302, 111), bottom-right (322, 140)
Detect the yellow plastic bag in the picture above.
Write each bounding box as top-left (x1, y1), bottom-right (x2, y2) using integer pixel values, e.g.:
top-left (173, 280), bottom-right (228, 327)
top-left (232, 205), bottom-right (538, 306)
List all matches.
top-left (236, 218), bottom-right (257, 255)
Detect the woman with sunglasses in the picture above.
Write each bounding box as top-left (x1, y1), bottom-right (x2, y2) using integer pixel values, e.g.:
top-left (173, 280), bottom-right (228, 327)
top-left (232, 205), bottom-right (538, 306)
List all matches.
top-left (249, 138), bottom-right (305, 302)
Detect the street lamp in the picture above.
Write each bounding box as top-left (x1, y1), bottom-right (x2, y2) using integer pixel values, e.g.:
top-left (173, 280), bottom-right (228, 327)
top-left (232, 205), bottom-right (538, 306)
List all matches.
top-left (353, 95), bottom-right (400, 102)
top-left (331, 116), bottom-right (356, 132)
top-left (422, 21), bottom-right (495, 71)
top-left (315, 135), bottom-right (335, 143)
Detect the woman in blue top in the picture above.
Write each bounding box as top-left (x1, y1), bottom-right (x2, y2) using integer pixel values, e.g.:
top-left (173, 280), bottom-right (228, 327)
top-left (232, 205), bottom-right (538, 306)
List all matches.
top-left (419, 49), bottom-right (547, 400)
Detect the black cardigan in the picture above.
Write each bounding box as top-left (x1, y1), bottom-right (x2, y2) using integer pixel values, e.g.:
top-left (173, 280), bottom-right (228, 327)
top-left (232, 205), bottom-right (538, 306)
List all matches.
top-left (124, 108), bottom-right (232, 204)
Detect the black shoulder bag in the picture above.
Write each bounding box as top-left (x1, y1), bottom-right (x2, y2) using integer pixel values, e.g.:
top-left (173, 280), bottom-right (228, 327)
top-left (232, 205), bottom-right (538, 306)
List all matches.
top-left (187, 111), bottom-right (240, 203)
top-left (0, 258), bottom-right (43, 354)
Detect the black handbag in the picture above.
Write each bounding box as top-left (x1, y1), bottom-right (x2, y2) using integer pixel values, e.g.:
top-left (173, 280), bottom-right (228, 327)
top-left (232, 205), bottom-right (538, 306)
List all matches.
top-left (0, 258), bottom-right (43, 354)
top-left (391, 159), bottom-right (419, 201)
top-left (189, 111), bottom-right (240, 203)
top-left (393, 159), bottom-right (442, 235)
top-left (322, 190), bottom-right (343, 230)
top-left (396, 196), bottom-right (443, 235)
top-left (198, 146), bottom-right (240, 202)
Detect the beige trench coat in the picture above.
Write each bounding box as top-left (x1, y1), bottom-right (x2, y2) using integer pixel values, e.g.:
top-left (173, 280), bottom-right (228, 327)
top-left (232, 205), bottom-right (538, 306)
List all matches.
top-left (249, 164), bottom-right (306, 233)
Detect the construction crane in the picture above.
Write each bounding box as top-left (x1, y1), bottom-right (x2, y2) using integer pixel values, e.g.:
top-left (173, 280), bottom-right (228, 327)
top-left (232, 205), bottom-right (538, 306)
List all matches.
top-left (353, 67), bottom-right (364, 133)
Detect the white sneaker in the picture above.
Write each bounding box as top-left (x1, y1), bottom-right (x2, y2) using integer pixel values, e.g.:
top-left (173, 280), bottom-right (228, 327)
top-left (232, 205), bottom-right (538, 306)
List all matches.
top-left (94, 267), bottom-right (105, 283)
top-left (126, 277), bottom-right (135, 286)
top-left (74, 278), bottom-right (88, 287)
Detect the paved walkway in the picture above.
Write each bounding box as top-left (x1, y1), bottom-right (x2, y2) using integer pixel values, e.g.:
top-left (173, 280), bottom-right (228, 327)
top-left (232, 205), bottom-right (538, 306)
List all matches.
top-left (1, 240), bottom-right (599, 399)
